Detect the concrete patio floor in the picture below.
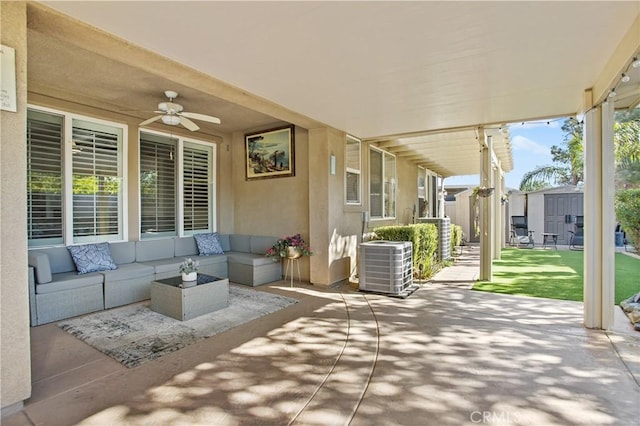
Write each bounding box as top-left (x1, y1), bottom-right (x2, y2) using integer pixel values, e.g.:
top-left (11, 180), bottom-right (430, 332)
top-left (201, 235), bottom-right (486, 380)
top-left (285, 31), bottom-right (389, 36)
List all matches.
top-left (5, 246), bottom-right (639, 426)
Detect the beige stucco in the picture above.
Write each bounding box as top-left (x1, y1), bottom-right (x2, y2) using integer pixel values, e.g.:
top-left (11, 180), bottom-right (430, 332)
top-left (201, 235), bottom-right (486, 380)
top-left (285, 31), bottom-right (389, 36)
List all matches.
top-left (1, 1), bottom-right (32, 414)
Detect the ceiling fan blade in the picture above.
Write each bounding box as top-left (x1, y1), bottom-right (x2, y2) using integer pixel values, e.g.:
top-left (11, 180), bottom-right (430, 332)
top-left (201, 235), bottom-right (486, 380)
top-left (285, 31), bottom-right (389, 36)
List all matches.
top-left (179, 116), bottom-right (200, 131)
top-left (180, 111), bottom-right (221, 124)
top-left (140, 115), bottom-right (163, 126)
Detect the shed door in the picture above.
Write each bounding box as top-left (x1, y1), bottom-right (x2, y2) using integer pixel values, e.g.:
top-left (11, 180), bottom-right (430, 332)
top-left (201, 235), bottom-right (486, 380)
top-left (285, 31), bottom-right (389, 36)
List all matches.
top-left (544, 193), bottom-right (583, 244)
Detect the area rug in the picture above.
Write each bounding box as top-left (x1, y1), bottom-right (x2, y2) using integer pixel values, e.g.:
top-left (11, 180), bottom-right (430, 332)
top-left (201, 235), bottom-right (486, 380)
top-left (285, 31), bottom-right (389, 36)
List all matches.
top-left (58, 286), bottom-right (297, 368)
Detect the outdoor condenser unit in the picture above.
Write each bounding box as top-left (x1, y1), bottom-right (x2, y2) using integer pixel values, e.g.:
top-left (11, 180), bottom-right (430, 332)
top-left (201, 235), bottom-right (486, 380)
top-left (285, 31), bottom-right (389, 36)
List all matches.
top-left (359, 240), bottom-right (413, 296)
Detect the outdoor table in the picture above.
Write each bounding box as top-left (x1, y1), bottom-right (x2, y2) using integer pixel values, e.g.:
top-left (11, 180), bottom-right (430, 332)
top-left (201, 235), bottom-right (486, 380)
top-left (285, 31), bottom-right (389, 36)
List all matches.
top-left (542, 233), bottom-right (558, 249)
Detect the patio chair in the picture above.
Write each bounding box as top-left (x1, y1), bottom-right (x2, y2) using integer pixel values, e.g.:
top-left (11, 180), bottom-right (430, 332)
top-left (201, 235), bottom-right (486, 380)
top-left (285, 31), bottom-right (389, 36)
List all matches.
top-left (568, 215), bottom-right (584, 250)
top-left (509, 216), bottom-right (534, 248)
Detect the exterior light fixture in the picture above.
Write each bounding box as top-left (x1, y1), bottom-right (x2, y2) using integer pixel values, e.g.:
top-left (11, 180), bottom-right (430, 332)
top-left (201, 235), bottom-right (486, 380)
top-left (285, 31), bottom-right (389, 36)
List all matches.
top-left (632, 57), bottom-right (640, 68)
top-left (161, 115), bottom-right (181, 126)
top-left (621, 73), bottom-right (631, 83)
top-left (608, 89), bottom-right (616, 98)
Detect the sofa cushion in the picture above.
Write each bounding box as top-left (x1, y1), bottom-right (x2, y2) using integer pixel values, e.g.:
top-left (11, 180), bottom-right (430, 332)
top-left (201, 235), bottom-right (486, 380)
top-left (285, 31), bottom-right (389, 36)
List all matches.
top-left (36, 271), bottom-right (104, 294)
top-left (192, 254), bottom-right (227, 266)
top-left (109, 241), bottom-right (136, 265)
top-left (136, 238), bottom-right (175, 262)
top-left (139, 258), bottom-right (184, 275)
top-left (218, 234), bottom-right (231, 252)
top-left (230, 235), bottom-right (251, 253)
top-left (67, 243), bottom-right (117, 274)
top-left (251, 236), bottom-right (278, 255)
top-left (100, 262), bottom-right (155, 281)
top-left (31, 246), bottom-right (77, 274)
top-left (226, 252), bottom-right (280, 267)
top-left (194, 233), bottom-right (224, 255)
top-left (28, 252), bottom-right (53, 284)
top-left (175, 237), bottom-right (198, 257)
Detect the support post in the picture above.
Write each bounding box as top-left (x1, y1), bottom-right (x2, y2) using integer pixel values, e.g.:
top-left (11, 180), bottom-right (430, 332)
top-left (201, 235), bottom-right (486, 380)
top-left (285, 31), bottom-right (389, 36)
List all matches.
top-left (583, 101), bottom-right (615, 329)
top-left (479, 129), bottom-right (493, 281)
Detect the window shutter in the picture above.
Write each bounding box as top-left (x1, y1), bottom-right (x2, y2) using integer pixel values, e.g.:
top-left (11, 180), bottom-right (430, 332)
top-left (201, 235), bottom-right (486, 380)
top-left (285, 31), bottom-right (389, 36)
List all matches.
top-left (183, 144), bottom-right (211, 232)
top-left (140, 133), bottom-right (176, 237)
top-left (346, 138), bottom-right (361, 204)
top-left (72, 120), bottom-right (121, 240)
top-left (370, 149), bottom-right (382, 217)
top-left (27, 110), bottom-right (63, 245)
top-left (384, 153), bottom-right (396, 218)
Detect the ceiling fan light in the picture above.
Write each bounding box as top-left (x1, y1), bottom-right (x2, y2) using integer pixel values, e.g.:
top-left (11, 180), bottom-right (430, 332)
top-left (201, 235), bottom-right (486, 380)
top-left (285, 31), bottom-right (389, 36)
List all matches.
top-left (161, 115), bottom-right (181, 126)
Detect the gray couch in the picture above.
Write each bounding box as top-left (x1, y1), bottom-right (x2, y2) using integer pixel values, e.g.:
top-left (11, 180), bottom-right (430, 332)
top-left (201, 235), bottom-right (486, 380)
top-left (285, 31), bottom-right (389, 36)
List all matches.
top-left (27, 234), bottom-right (282, 326)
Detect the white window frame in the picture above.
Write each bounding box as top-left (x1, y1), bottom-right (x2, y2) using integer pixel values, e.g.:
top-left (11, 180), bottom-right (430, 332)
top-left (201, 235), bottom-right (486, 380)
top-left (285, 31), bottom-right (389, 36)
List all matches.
top-left (27, 105), bottom-right (128, 246)
top-left (138, 129), bottom-right (216, 239)
top-left (345, 135), bottom-right (362, 205)
top-left (369, 146), bottom-right (396, 220)
top-left (418, 166), bottom-right (427, 218)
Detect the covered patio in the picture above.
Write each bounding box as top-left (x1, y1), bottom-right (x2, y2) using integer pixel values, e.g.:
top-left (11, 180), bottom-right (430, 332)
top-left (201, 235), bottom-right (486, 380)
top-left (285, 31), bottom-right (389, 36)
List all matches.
top-left (4, 246), bottom-right (639, 425)
top-left (2, 1), bottom-right (639, 417)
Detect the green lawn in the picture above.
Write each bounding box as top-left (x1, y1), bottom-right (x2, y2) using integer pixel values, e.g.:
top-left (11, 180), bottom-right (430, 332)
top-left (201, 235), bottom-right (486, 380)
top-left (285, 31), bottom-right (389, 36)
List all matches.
top-left (473, 248), bottom-right (640, 304)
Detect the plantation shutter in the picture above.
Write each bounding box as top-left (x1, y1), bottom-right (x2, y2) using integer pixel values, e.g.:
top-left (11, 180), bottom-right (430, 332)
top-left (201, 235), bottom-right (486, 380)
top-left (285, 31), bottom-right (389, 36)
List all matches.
top-left (370, 149), bottom-right (383, 218)
top-left (27, 110), bottom-right (64, 246)
top-left (71, 119), bottom-right (122, 241)
top-left (345, 137), bottom-right (361, 204)
top-left (140, 133), bottom-right (176, 238)
top-left (183, 143), bottom-right (211, 233)
top-left (384, 153), bottom-right (396, 218)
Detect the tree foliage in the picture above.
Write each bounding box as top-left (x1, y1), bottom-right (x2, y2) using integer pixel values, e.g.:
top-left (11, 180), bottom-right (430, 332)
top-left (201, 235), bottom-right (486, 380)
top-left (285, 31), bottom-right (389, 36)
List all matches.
top-left (519, 110), bottom-right (640, 191)
top-left (615, 188), bottom-right (640, 250)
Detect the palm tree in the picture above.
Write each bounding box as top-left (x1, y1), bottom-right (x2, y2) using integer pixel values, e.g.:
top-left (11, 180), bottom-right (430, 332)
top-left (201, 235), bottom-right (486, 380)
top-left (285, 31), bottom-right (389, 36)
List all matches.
top-left (614, 109), bottom-right (640, 190)
top-left (519, 118), bottom-right (583, 191)
top-left (519, 112), bottom-right (639, 191)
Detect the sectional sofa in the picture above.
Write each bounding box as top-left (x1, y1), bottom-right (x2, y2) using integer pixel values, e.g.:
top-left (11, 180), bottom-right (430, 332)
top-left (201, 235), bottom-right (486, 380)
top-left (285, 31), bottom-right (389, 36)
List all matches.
top-left (27, 234), bottom-right (282, 326)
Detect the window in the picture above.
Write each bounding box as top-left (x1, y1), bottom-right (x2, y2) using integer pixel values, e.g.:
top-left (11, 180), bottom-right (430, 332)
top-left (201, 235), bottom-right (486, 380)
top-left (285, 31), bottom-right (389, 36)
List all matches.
top-left (139, 131), bottom-right (215, 239)
top-left (418, 167), bottom-right (427, 218)
top-left (345, 136), bottom-right (361, 204)
top-left (27, 110), bottom-right (63, 245)
top-left (369, 147), bottom-right (396, 219)
top-left (27, 108), bottom-right (125, 247)
top-left (183, 141), bottom-right (214, 235)
top-left (140, 132), bottom-right (177, 237)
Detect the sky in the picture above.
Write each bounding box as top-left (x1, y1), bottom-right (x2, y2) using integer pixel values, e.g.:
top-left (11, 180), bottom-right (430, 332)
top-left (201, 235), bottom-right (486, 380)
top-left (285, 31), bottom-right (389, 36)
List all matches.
top-left (445, 118), bottom-right (568, 189)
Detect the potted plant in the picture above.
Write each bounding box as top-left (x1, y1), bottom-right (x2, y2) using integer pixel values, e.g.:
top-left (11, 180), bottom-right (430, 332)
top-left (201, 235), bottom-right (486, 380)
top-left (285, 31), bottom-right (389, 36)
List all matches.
top-left (266, 233), bottom-right (313, 260)
top-left (179, 258), bottom-right (199, 282)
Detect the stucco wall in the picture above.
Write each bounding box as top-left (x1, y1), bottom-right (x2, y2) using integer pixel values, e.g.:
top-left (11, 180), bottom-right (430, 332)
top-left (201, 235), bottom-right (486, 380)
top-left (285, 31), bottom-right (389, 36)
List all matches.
top-left (308, 128), bottom-right (363, 286)
top-left (232, 126), bottom-right (311, 280)
top-left (1, 1), bottom-right (32, 414)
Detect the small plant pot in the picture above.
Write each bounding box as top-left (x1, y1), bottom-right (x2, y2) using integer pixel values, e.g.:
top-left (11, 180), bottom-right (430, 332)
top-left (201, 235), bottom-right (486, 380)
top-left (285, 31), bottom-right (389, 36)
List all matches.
top-left (287, 247), bottom-right (302, 259)
top-left (182, 272), bottom-right (197, 282)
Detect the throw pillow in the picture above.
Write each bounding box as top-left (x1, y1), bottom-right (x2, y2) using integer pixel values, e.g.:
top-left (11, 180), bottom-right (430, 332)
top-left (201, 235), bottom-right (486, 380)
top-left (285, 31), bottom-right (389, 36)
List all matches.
top-left (194, 233), bottom-right (224, 256)
top-left (67, 243), bottom-right (118, 274)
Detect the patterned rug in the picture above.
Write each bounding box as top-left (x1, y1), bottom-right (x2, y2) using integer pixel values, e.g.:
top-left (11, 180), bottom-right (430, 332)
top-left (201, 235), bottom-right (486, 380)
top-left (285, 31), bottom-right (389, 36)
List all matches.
top-left (58, 286), bottom-right (297, 368)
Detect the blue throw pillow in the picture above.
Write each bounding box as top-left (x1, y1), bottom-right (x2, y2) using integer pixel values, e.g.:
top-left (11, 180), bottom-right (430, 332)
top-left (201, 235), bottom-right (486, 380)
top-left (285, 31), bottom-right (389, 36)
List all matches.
top-left (194, 233), bottom-right (224, 255)
top-left (67, 243), bottom-right (117, 274)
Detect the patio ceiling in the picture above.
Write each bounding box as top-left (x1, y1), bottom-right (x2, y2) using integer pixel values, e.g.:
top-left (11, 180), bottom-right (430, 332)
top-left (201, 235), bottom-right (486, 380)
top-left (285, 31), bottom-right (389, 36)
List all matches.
top-left (31, 2), bottom-right (640, 177)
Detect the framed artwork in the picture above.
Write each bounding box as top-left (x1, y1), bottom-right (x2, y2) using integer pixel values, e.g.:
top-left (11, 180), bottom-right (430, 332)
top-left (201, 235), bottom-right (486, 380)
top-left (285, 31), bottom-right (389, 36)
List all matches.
top-left (245, 125), bottom-right (295, 180)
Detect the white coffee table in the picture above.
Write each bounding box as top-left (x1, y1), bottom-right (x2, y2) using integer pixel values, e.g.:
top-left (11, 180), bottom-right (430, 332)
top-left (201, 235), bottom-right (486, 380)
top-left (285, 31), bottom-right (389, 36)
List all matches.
top-left (150, 274), bottom-right (229, 321)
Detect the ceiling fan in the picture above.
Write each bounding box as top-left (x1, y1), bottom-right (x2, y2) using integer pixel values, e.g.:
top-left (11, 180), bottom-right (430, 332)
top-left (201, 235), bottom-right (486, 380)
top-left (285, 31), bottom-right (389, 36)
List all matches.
top-left (140, 90), bottom-right (221, 131)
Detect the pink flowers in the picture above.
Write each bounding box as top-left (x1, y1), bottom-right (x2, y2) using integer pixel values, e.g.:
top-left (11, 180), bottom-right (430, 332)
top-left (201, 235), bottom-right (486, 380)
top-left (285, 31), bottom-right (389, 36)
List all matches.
top-left (266, 233), bottom-right (313, 259)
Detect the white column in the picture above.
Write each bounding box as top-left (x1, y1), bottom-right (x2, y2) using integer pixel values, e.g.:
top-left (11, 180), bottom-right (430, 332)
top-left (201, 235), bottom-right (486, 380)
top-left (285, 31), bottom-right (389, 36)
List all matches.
top-left (479, 129), bottom-right (493, 281)
top-left (583, 101), bottom-right (615, 329)
top-left (493, 162), bottom-right (502, 260)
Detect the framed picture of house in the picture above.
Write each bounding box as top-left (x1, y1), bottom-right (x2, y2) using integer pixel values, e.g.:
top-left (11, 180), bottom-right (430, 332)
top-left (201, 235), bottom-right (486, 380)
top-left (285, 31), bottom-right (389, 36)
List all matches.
top-left (245, 125), bottom-right (295, 180)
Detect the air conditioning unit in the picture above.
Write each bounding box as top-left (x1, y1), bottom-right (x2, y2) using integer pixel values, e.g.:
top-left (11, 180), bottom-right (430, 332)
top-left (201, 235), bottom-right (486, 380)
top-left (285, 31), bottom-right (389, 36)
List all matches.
top-left (359, 240), bottom-right (415, 297)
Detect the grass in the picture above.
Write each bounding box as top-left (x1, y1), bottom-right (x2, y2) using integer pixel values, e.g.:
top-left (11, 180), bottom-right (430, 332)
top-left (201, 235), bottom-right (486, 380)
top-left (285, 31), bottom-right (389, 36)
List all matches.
top-left (473, 248), bottom-right (640, 304)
